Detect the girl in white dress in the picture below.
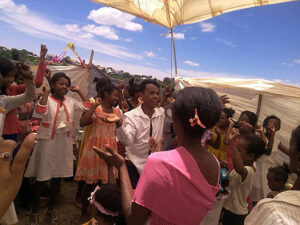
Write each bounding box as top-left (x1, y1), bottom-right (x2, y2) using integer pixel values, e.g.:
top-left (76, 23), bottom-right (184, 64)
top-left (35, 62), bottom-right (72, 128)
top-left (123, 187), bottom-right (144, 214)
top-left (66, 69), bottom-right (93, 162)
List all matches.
top-left (25, 72), bottom-right (92, 223)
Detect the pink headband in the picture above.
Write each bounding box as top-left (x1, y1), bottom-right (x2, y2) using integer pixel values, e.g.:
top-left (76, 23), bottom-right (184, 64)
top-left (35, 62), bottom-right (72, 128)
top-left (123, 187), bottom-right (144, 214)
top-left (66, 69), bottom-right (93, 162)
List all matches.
top-left (189, 108), bottom-right (206, 128)
top-left (88, 186), bottom-right (119, 217)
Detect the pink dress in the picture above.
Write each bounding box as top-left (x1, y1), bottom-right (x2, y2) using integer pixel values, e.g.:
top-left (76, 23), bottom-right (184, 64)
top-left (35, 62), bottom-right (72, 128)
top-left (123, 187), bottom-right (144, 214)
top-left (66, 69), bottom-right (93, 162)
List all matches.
top-left (75, 106), bottom-right (120, 184)
top-left (133, 147), bottom-right (221, 225)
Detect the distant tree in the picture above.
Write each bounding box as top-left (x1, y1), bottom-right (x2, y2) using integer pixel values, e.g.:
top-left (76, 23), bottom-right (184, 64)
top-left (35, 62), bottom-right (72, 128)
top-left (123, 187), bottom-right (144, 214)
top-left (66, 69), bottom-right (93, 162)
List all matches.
top-left (10, 48), bottom-right (20, 61)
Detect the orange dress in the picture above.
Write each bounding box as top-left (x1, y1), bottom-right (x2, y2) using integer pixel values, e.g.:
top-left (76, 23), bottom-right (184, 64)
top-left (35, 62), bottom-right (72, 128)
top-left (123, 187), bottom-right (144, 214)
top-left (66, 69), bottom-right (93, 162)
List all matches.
top-left (75, 106), bottom-right (120, 184)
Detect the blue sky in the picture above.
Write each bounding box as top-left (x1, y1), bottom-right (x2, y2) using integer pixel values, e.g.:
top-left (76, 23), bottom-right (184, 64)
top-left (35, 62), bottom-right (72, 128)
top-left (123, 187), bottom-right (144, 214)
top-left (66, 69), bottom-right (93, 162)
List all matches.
top-left (0, 0), bottom-right (299, 85)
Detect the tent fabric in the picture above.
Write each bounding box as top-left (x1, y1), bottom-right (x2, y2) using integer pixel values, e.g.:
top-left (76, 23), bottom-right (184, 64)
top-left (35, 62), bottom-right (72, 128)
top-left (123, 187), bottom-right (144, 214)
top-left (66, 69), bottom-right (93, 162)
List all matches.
top-left (92, 0), bottom-right (294, 29)
top-left (175, 77), bottom-right (300, 151)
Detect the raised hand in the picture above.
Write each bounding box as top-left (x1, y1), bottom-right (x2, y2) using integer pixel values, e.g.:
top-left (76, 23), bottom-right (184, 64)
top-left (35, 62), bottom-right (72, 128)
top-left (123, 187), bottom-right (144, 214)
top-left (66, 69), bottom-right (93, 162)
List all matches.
top-left (42, 85), bottom-right (51, 94)
top-left (215, 127), bottom-right (222, 135)
top-left (0, 133), bottom-right (36, 218)
top-left (256, 125), bottom-right (264, 133)
top-left (70, 86), bottom-right (80, 92)
top-left (45, 68), bottom-right (51, 81)
top-left (40, 44), bottom-right (48, 60)
top-left (93, 144), bottom-right (125, 169)
top-left (220, 95), bottom-right (230, 107)
top-left (16, 63), bottom-right (33, 80)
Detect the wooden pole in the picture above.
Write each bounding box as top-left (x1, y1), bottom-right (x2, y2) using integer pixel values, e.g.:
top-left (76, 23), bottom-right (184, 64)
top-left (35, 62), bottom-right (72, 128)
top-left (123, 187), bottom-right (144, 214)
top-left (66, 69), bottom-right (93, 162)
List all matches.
top-left (170, 28), bottom-right (178, 77)
top-left (256, 93), bottom-right (263, 120)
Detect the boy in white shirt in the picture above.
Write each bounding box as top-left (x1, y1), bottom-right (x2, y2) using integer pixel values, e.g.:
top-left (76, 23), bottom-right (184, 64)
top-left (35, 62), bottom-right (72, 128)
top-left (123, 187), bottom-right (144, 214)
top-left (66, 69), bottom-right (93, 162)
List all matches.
top-left (222, 134), bottom-right (266, 225)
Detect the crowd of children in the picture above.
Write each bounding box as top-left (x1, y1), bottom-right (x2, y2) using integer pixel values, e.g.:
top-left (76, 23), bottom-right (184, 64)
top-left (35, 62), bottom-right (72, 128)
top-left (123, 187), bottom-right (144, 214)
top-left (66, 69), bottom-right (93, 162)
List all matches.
top-left (0, 44), bottom-right (299, 225)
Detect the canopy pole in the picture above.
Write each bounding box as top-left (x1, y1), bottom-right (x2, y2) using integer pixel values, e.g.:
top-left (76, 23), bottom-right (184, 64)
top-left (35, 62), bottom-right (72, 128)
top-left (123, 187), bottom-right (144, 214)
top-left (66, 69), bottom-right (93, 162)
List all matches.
top-left (170, 28), bottom-right (178, 77)
top-left (256, 93), bottom-right (263, 120)
top-left (170, 32), bottom-right (173, 79)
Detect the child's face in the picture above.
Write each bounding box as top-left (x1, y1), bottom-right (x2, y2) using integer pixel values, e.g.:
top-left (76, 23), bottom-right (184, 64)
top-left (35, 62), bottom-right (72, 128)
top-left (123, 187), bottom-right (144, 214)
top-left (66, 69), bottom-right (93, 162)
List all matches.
top-left (217, 111), bottom-right (229, 128)
top-left (238, 114), bottom-right (253, 134)
top-left (52, 77), bottom-right (70, 97)
top-left (3, 70), bottom-right (16, 87)
top-left (105, 89), bottom-right (119, 107)
top-left (267, 171), bottom-right (283, 191)
top-left (266, 119), bottom-right (280, 132)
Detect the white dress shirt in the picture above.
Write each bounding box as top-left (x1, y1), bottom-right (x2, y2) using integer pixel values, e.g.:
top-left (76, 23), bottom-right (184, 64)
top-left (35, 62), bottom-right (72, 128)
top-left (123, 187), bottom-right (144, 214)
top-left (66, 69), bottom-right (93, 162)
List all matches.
top-left (116, 104), bottom-right (165, 174)
top-left (245, 190), bottom-right (300, 225)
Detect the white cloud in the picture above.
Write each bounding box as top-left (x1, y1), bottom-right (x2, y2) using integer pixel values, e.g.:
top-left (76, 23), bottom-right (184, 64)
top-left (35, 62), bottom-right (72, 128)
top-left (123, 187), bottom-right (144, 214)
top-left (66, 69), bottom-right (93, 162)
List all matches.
top-left (82, 24), bottom-right (119, 40)
top-left (88, 7), bottom-right (143, 31)
top-left (65, 24), bottom-right (81, 33)
top-left (144, 51), bottom-right (156, 58)
top-left (190, 37), bottom-right (198, 40)
top-left (166, 32), bottom-right (185, 40)
top-left (281, 62), bottom-right (293, 66)
top-left (184, 60), bottom-right (199, 67)
top-left (293, 59), bottom-right (300, 64)
top-left (199, 22), bottom-right (215, 32)
top-left (0, 0), bottom-right (141, 60)
top-left (215, 38), bottom-right (237, 48)
top-left (124, 38), bottom-right (132, 42)
top-left (0, 0), bottom-right (27, 14)
top-left (79, 33), bottom-right (94, 39)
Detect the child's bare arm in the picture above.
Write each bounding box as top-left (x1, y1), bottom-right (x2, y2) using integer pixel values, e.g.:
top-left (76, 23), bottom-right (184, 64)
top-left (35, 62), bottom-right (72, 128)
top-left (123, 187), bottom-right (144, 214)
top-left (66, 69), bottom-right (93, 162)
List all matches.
top-left (231, 139), bottom-right (248, 182)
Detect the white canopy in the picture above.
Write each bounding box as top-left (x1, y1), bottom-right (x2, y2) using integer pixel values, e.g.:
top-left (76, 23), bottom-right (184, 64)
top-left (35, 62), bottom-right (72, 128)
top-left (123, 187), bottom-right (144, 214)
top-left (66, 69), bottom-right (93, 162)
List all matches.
top-left (176, 77), bottom-right (300, 156)
top-left (93, 0), bottom-right (294, 28)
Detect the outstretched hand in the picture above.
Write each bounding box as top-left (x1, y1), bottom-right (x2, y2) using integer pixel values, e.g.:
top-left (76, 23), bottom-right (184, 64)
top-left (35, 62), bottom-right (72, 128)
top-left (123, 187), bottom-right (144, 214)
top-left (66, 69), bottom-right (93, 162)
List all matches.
top-left (45, 68), bottom-right (51, 81)
top-left (70, 86), bottom-right (80, 92)
top-left (220, 95), bottom-right (230, 107)
top-left (93, 144), bottom-right (125, 169)
top-left (0, 133), bottom-right (36, 218)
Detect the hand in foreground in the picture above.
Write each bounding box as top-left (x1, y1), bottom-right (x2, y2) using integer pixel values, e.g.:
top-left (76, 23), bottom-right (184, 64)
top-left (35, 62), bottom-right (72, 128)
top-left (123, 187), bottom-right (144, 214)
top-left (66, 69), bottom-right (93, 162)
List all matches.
top-left (93, 144), bottom-right (125, 169)
top-left (0, 133), bottom-right (36, 218)
top-left (42, 85), bottom-right (51, 94)
top-left (256, 125), bottom-right (264, 133)
top-left (16, 63), bottom-right (33, 80)
top-left (149, 137), bottom-right (164, 153)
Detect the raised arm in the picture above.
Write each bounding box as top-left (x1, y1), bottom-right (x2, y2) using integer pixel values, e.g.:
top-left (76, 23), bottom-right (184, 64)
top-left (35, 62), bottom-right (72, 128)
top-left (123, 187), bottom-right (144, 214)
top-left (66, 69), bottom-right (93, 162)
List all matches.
top-left (80, 98), bottom-right (101, 127)
top-left (70, 86), bottom-right (88, 102)
top-left (207, 127), bottom-right (222, 149)
top-left (5, 65), bottom-right (36, 111)
top-left (278, 142), bottom-right (289, 156)
top-left (224, 118), bottom-right (234, 145)
top-left (231, 138), bottom-right (248, 182)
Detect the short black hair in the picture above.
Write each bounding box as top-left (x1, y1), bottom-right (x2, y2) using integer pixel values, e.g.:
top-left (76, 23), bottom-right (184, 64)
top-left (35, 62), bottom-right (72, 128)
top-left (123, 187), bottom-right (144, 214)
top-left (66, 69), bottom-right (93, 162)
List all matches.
top-left (0, 57), bottom-right (16, 78)
top-left (139, 79), bottom-right (160, 93)
top-left (268, 163), bottom-right (290, 184)
top-left (94, 77), bottom-right (118, 99)
top-left (240, 111), bottom-right (257, 127)
top-left (51, 72), bottom-right (71, 87)
top-left (242, 134), bottom-right (266, 160)
top-left (263, 115), bottom-right (281, 130)
top-left (223, 107), bottom-right (235, 118)
top-left (94, 184), bottom-right (122, 223)
top-left (171, 87), bottom-right (222, 139)
top-left (128, 78), bottom-right (140, 97)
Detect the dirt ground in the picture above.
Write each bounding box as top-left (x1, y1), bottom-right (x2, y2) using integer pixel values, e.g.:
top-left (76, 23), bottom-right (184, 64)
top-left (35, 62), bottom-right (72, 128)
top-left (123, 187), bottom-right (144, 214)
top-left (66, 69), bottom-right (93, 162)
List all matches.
top-left (16, 180), bottom-right (91, 225)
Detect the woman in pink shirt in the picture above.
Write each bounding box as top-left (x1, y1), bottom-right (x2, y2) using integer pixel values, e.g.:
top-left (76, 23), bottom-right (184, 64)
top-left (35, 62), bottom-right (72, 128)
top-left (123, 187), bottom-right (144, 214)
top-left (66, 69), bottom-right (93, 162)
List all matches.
top-left (95, 87), bottom-right (222, 225)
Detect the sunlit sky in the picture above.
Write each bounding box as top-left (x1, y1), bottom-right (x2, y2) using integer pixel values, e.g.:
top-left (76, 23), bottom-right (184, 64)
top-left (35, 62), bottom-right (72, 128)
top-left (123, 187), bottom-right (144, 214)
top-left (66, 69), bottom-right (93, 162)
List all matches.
top-left (0, 0), bottom-right (299, 85)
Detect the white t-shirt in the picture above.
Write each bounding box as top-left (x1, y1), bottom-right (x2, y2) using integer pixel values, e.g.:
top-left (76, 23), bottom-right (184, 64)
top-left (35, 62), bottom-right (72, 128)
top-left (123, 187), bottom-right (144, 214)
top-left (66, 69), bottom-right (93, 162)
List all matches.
top-left (224, 166), bottom-right (256, 215)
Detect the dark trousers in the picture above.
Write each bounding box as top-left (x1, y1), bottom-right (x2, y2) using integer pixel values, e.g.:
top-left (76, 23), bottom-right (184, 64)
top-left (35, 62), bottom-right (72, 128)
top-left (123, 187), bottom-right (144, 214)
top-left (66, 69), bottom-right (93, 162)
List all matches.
top-left (125, 160), bottom-right (140, 189)
top-left (222, 208), bottom-right (247, 225)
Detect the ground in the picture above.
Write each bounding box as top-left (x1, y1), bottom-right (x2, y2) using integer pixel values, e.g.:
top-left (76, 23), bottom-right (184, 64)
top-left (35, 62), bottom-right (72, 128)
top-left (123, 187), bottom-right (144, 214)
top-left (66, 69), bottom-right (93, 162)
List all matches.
top-left (16, 180), bottom-right (90, 225)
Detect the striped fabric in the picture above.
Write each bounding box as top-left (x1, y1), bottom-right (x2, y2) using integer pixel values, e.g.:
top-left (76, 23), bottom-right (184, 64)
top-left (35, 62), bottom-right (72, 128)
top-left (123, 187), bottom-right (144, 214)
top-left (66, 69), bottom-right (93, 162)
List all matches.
top-left (245, 190), bottom-right (300, 225)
